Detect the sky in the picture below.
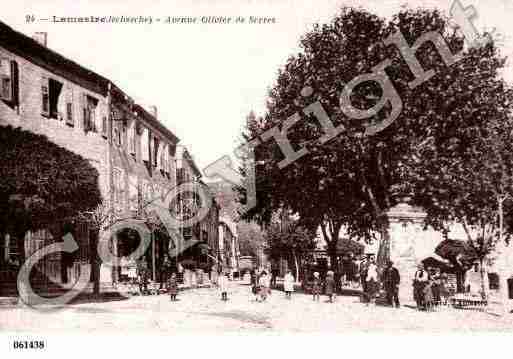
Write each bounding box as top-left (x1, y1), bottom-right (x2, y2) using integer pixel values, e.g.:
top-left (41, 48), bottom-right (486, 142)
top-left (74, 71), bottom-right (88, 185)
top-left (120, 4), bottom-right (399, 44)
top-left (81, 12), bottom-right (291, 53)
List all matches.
top-left (3, 0), bottom-right (513, 172)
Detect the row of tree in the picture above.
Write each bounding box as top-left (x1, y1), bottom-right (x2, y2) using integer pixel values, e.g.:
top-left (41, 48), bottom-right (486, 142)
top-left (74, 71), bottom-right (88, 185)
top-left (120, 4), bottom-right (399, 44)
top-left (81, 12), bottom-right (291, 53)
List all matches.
top-left (238, 6), bottom-right (513, 287)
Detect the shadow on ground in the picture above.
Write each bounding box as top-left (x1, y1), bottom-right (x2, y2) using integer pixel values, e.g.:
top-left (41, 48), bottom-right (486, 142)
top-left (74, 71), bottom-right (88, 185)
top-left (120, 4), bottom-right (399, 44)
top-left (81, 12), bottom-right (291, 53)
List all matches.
top-left (186, 310), bottom-right (272, 329)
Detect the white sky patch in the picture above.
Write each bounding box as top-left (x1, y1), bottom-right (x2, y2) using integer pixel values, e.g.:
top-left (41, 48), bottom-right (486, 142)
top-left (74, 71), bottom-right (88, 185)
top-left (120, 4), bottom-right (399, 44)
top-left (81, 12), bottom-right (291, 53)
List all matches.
top-left (3, 0), bottom-right (512, 169)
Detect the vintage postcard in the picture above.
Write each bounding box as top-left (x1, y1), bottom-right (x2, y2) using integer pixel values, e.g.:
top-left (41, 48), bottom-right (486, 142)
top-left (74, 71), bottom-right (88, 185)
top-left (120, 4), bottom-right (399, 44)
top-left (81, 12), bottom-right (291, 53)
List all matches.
top-left (1, 0), bottom-right (513, 356)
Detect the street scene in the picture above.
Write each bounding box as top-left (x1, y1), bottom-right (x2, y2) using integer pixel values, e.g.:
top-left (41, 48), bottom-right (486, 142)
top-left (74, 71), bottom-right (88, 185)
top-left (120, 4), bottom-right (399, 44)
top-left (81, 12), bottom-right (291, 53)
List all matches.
top-left (2, 282), bottom-right (513, 332)
top-left (2, 0), bottom-right (513, 344)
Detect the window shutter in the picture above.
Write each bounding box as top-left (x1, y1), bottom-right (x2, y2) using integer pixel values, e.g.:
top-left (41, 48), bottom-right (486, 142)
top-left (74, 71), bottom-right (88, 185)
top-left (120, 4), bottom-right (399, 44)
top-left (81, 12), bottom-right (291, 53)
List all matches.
top-left (0, 59), bottom-right (12, 101)
top-left (65, 86), bottom-right (74, 126)
top-left (149, 133), bottom-right (154, 166)
top-left (100, 104), bottom-right (107, 136)
top-left (129, 121), bottom-right (136, 154)
top-left (81, 93), bottom-right (89, 131)
top-left (102, 116), bottom-right (107, 137)
top-left (141, 127), bottom-right (149, 162)
top-left (169, 145), bottom-right (175, 177)
top-left (10, 61), bottom-right (19, 107)
top-left (155, 138), bottom-right (161, 169)
top-left (153, 136), bottom-right (159, 168)
top-left (161, 144), bottom-right (167, 172)
top-left (41, 76), bottom-right (50, 117)
top-left (90, 98), bottom-right (97, 132)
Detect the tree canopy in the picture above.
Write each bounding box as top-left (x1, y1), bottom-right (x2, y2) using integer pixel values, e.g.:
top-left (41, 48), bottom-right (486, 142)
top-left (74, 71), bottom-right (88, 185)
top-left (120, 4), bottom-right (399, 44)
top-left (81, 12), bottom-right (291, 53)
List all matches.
top-left (0, 125), bottom-right (102, 260)
top-left (240, 6), bottom-right (512, 269)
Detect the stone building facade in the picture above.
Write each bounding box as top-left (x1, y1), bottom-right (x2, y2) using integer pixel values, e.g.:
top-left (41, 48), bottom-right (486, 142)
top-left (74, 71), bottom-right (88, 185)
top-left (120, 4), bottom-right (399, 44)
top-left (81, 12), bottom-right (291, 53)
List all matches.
top-left (0, 21), bottom-right (111, 288)
top-left (0, 20), bottom-right (217, 294)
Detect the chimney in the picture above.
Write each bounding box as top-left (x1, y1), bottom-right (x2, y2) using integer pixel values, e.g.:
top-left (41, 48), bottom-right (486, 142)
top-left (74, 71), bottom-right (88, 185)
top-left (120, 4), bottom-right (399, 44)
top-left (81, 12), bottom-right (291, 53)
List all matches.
top-left (32, 32), bottom-right (48, 47)
top-left (149, 105), bottom-right (158, 119)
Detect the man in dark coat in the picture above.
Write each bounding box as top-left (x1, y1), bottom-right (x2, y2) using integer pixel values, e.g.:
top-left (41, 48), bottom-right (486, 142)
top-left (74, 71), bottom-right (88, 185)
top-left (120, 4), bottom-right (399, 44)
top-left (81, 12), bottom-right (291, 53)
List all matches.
top-left (382, 260), bottom-right (401, 308)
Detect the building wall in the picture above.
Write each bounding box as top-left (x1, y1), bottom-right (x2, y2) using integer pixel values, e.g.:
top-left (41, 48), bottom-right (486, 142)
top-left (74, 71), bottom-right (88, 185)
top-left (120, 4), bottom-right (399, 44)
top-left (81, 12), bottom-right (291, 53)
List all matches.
top-left (0, 46), bottom-right (110, 198)
top-left (0, 45), bottom-right (112, 285)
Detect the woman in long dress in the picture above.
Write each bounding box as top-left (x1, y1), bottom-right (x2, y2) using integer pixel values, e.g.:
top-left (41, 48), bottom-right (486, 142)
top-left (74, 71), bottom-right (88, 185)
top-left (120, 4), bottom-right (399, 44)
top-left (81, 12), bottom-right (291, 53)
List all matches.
top-left (365, 259), bottom-right (379, 305)
top-left (283, 270), bottom-right (295, 299)
top-left (258, 271), bottom-right (271, 301)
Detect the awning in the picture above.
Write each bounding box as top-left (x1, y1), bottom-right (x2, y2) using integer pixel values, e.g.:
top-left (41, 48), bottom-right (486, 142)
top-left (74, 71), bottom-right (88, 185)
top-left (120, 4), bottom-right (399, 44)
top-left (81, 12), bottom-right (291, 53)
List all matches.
top-left (421, 256), bottom-right (457, 273)
top-left (435, 239), bottom-right (477, 262)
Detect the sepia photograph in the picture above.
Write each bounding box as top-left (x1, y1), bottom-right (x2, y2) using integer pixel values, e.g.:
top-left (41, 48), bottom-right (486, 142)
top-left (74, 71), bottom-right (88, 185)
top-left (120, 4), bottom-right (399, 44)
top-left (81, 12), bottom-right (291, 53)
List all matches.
top-left (1, 0), bottom-right (513, 356)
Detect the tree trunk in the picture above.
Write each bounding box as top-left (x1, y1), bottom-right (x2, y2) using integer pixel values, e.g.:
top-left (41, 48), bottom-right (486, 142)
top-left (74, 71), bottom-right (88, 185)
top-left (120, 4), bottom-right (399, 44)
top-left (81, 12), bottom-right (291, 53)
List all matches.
top-left (377, 222), bottom-right (392, 271)
top-left (89, 229), bottom-right (100, 295)
top-left (497, 197), bottom-right (510, 315)
top-left (479, 257), bottom-right (488, 300)
top-left (0, 230), bottom-right (5, 266)
top-left (456, 269), bottom-right (466, 293)
top-left (328, 241), bottom-right (338, 272)
top-left (292, 250), bottom-right (299, 282)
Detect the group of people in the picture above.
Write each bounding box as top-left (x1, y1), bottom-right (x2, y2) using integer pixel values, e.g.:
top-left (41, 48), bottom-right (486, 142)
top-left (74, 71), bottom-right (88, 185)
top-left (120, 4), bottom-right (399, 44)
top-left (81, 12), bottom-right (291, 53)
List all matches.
top-left (413, 264), bottom-right (451, 311)
top-left (309, 270), bottom-right (337, 302)
top-left (358, 256), bottom-right (401, 308)
top-left (164, 259), bottom-right (458, 311)
top-left (166, 269), bottom-right (233, 302)
top-left (250, 269), bottom-right (273, 302)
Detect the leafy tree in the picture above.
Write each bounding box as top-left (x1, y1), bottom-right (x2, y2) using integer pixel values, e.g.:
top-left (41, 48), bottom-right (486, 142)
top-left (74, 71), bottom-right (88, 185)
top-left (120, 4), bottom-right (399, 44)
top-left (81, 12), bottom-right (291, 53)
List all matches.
top-left (241, 6), bottom-right (510, 275)
top-left (0, 125), bottom-right (102, 264)
top-left (237, 220), bottom-right (265, 258)
top-left (410, 101), bottom-right (513, 296)
top-left (264, 221), bottom-right (316, 280)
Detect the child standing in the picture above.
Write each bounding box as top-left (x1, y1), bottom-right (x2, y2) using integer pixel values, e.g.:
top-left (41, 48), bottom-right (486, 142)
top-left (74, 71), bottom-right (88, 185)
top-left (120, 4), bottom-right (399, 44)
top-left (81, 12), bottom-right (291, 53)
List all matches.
top-left (312, 272), bottom-right (321, 301)
top-left (283, 270), bottom-right (295, 299)
top-left (167, 273), bottom-right (178, 301)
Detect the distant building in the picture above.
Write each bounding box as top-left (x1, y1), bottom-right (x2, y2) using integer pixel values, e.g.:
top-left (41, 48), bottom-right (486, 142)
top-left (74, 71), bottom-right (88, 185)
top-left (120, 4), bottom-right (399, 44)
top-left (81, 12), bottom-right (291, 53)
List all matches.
top-left (218, 217), bottom-right (239, 277)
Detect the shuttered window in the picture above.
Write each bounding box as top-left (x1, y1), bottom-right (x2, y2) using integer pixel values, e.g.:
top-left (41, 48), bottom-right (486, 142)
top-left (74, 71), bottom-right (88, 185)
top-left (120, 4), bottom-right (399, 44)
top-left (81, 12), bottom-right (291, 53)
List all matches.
top-left (0, 60), bottom-right (19, 110)
top-left (82, 94), bottom-right (98, 132)
top-left (141, 127), bottom-right (150, 162)
top-left (41, 77), bottom-right (50, 117)
top-left (128, 121), bottom-right (136, 154)
top-left (65, 86), bottom-right (74, 126)
top-left (102, 116), bottom-right (107, 137)
top-left (41, 77), bottom-right (63, 119)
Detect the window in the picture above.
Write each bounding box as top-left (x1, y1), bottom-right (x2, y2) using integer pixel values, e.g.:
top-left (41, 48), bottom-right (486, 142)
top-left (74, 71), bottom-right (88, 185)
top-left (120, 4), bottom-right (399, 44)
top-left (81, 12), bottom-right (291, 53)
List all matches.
top-left (0, 59), bottom-right (12, 101)
top-left (82, 94), bottom-right (98, 132)
top-left (0, 59), bottom-right (18, 108)
top-left (41, 77), bottom-right (63, 119)
top-left (113, 126), bottom-right (123, 147)
top-left (128, 121), bottom-right (136, 154)
top-left (41, 81), bottom-right (49, 115)
top-left (128, 175), bottom-right (138, 211)
top-left (161, 144), bottom-right (167, 172)
top-left (65, 86), bottom-right (74, 126)
top-left (141, 179), bottom-right (152, 205)
top-left (113, 168), bottom-right (124, 212)
top-left (153, 137), bottom-right (160, 168)
top-left (141, 127), bottom-right (150, 162)
top-left (102, 116), bottom-right (107, 137)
